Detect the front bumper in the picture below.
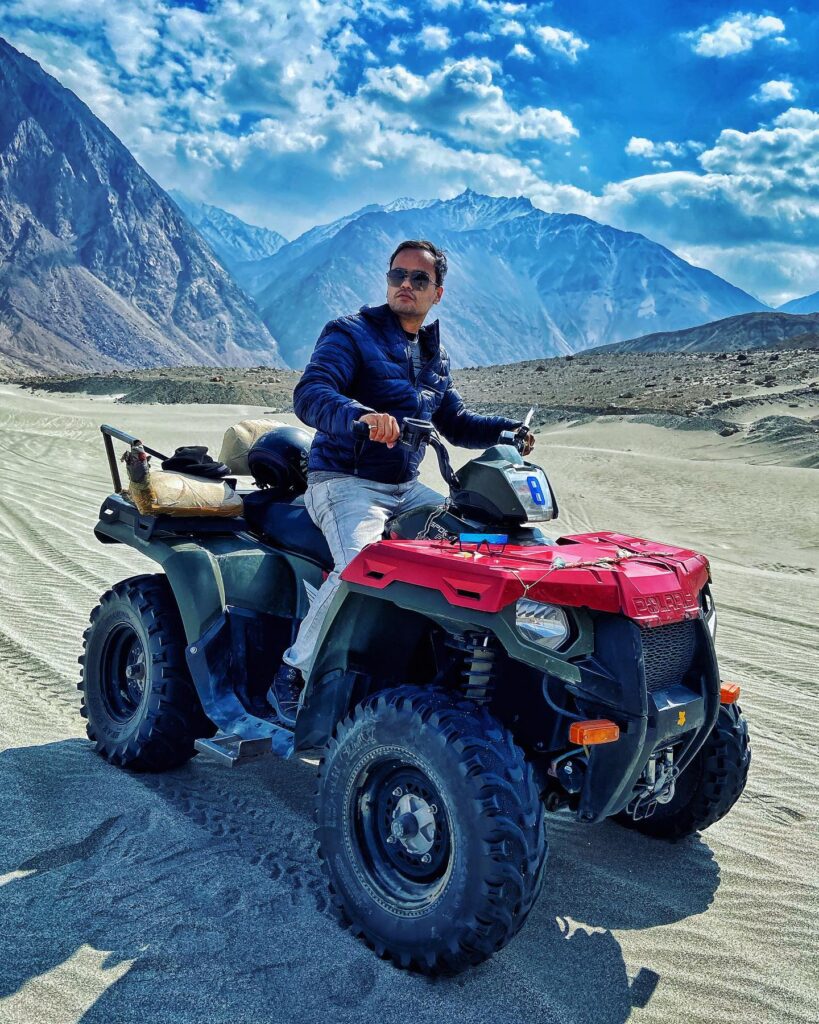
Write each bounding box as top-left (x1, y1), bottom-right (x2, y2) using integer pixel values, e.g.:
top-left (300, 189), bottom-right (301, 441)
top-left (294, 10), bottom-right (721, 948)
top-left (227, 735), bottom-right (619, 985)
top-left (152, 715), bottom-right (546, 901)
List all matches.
top-left (566, 615), bottom-right (721, 823)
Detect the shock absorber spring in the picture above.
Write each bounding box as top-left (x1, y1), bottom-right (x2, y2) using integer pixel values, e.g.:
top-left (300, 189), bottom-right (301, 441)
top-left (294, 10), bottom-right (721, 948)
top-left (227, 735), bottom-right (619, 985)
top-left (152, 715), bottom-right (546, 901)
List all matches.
top-left (445, 631), bottom-right (497, 703)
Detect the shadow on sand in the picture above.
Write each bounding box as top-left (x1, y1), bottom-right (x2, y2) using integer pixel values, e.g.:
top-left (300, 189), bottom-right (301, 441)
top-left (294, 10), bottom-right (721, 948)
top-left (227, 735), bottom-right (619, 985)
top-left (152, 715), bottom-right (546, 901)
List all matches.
top-left (0, 738), bottom-right (720, 1024)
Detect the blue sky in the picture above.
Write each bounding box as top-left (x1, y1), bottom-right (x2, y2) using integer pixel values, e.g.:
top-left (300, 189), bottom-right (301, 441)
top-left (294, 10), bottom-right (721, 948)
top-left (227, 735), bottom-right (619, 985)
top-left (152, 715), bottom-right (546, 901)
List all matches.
top-left (2, 0), bottom-right (818, 304)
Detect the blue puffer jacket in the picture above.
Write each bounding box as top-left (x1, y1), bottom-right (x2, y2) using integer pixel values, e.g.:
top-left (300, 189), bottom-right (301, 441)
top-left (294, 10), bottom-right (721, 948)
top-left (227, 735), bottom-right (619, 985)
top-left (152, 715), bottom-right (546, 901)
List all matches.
top-left (294, 304), bottom-right (522, 483)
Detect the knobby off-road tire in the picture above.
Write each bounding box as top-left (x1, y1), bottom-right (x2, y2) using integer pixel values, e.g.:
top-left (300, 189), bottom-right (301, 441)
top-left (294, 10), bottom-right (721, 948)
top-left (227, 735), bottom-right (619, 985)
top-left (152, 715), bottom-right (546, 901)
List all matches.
top-left (79, 573), bottom-right (214, 771)
top-left (618, 703), bottom-right (751, 840)
top-left (315, 686), bottom-right (547, 974)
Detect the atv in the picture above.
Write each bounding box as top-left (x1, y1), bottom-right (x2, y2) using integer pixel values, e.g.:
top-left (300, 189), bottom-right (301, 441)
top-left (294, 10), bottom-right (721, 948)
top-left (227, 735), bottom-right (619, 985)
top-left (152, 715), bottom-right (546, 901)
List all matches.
top-left (80, 417), bottom-right (750, 974)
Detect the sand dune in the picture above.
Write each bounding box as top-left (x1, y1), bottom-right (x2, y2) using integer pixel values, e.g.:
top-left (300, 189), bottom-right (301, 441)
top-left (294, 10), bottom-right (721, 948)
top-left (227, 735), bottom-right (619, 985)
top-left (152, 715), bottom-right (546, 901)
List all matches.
top-left (0, 384), bottom-right (817, 1024)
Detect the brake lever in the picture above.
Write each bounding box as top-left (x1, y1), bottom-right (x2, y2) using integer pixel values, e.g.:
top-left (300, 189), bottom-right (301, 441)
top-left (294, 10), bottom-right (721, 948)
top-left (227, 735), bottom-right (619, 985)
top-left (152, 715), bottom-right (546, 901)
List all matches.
top-left (514, 408), bottom-right (536, 455)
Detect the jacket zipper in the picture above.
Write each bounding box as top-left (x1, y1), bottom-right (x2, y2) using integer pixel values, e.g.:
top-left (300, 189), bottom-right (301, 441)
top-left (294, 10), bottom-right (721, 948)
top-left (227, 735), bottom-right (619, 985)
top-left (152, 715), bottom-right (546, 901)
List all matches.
top-left (401, 339), bottom-right (414, 479)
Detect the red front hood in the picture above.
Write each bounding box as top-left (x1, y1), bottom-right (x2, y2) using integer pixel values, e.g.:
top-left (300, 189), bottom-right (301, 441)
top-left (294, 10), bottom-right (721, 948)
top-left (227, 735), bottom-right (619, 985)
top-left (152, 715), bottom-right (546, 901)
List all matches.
top-left (340, 531), bottom-right (710, 627)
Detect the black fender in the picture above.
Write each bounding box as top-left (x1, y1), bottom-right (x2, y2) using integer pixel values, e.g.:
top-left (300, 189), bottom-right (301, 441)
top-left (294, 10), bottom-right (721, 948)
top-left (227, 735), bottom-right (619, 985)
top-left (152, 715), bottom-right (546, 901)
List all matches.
top-left (294, 578), bottom-right (587, 751)
top-left (93, 494), bottom-right (322, 641)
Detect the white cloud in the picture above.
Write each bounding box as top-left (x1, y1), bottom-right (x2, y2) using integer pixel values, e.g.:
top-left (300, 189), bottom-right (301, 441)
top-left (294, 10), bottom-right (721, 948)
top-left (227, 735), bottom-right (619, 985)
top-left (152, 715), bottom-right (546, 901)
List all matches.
top-left (427, 0), bottom-right (462, 8)
top-left (698, 109), bottom-right (819, 201)
top-left (753, 79), bottom-right (796, 103)
top-left (625, 136), bottom-right (701, 167)
top-left (687, 13), bottom-right (786, 58)
top-left (602, 108), bottom-right (819, 258)
top-left (499, 20), bottom-right (525, 37)
top-left (775, 107), bottom-right (819, 129)
top-left (508, 43), bottom-right (534, 61)
top-left (386, 36), bottom-right (405, 55)
top-left (420, 25), bottom-right (452, 51)
top-left (625, 137), bottom-right (658, 158)
top-left (363, 64), bottom-right (428, 102)
top-left (334, 24), bottom-right (368, 51)
top-left (465, 30), bottom-right (492, 43)
top-left (360, 0), bottom-right (411, 20)
top-left (534, 25), bottom-right (589, 62)
top-left (362, 57), bottom-right (578, 148)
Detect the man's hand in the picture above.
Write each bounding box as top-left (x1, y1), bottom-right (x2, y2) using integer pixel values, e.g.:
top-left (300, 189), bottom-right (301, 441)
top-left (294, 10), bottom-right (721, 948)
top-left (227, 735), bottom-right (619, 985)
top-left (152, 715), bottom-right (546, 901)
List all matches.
top-left (513, 424), bottom-right (535, 456)
top-left (358, 412), bottom-right (400, 448)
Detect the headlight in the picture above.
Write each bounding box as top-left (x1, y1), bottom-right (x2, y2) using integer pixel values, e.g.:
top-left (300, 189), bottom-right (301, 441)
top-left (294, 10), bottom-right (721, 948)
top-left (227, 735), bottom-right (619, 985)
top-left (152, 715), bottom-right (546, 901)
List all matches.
top-left (516, 599), bottom-right (570, 649)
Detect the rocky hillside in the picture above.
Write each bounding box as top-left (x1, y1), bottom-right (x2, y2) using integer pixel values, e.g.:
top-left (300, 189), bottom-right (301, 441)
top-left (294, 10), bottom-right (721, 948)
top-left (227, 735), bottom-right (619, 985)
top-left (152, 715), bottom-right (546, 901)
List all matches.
top-left (244, 189), bottom-right (767, 368)
top-left (0, 38), bottom-right (284, 374)
top-left (14, 343), bottom-right (816, 421)
top-left (594, 311), bottom-right (819, 354)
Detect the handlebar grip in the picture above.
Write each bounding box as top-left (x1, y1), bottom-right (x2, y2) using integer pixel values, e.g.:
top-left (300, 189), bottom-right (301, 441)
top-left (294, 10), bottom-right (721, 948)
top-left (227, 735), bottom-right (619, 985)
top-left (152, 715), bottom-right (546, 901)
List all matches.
top-left (352, 419), bottom-right (371, 440)
top-left (514, 423), bottom-right (529, 450)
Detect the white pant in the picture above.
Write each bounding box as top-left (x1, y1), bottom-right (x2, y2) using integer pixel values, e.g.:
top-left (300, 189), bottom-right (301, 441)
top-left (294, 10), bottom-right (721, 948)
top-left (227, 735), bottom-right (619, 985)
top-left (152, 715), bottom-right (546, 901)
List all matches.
top-left (283, 475), bottom-right (444, 676)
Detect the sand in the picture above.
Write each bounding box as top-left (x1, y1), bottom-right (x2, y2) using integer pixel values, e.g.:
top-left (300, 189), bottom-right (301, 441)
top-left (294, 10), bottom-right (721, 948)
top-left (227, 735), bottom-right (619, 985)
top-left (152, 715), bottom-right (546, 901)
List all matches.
top-left (0, 383), bottom-right (817, 1024)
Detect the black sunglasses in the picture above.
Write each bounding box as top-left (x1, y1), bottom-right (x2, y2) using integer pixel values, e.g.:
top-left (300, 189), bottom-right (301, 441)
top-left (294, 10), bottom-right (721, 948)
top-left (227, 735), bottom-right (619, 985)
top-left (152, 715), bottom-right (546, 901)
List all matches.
top-left (386, 268), bottom-right (436, 290)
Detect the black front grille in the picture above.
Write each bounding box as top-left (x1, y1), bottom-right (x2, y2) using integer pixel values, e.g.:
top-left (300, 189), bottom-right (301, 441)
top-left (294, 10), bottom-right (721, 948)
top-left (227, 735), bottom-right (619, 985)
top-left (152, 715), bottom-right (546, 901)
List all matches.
top-left (640, 620), bottom-right (697, 691)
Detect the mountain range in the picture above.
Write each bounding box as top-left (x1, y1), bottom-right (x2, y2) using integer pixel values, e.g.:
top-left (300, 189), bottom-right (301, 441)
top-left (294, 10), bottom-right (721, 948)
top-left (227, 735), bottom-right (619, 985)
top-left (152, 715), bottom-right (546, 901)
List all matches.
top-left (238, 189), bottom-right (770, 368)
top-left (0, 38), bottom-right (284, 373)
top-left (1, 35), bottom-right (817, 375)
top-left (168, 190), bottom-right (287, 275)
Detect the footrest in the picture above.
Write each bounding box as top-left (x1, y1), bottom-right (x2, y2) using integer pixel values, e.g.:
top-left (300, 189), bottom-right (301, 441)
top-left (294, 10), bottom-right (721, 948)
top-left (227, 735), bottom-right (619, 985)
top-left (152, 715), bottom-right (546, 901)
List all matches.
top-left (195, 725), bottom-right (293, 766)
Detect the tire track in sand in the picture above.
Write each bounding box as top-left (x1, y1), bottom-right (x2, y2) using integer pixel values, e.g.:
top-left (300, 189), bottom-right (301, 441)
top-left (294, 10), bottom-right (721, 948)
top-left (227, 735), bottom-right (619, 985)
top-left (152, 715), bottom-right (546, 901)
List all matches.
top-left (140, 762), bottom-right (329, 913)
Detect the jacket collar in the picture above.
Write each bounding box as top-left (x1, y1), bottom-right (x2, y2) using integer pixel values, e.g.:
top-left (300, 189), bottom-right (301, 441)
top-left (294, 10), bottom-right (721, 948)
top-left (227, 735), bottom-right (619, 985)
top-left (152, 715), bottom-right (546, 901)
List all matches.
top-left (359, 303), bottom-right (441, 358)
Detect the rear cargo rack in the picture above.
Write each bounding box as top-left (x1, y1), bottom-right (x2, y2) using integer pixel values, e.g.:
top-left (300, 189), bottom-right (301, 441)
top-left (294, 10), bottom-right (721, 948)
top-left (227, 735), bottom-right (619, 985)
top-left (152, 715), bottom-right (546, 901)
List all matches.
top-left (100, 423), bottom-right (169, 493)
top-left (95, 493), bottom-right (248, 543)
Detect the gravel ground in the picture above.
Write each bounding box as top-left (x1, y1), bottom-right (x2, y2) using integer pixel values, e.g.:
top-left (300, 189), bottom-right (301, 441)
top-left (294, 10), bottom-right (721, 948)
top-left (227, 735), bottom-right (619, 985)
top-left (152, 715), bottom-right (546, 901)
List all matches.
top-left (6, 348), bottom-right (819, 466)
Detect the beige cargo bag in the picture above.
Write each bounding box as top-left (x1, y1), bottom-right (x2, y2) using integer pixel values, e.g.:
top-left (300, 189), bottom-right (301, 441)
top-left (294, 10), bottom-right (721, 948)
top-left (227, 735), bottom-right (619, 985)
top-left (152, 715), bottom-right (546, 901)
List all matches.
top-left (127, 468), bottom-right (243, 518)
top-left (218, 418), bottom-right (285, 475)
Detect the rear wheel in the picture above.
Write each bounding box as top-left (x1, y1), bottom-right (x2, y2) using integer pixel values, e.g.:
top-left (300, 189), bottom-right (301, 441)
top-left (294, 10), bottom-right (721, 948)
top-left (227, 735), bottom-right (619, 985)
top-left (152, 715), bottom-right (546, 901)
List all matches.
top-left (79, 574), bottom-right (214, 771)
top-left (617, 703), bottom-right (750, 839)
top-left (316, 686), bottom-right (547, 974)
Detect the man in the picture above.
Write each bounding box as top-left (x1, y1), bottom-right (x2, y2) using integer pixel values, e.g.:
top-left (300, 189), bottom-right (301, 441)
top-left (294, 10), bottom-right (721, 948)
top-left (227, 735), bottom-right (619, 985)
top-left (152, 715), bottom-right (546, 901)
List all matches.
top-left (268, 239), bottom-right (534, 725)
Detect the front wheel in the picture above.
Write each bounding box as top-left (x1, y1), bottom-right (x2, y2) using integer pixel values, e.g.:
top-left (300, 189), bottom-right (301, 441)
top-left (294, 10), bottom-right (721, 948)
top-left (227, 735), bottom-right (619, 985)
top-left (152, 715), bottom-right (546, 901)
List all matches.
top-left (616, 703), bottom-right (751, 839)
top-left (316, 687), bottom-right (547, 974)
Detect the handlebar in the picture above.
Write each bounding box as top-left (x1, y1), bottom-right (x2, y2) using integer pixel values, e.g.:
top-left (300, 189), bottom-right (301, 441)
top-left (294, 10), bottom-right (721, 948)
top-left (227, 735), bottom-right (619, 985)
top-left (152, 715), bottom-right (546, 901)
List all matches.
top-left (352, 417), bottom-right (459, 488)
top-left (352, 416), bottom-right (433, 451)
top-left (499, 422), bottom-right (533, 455)
top-left (352, 413), bottom-right (533, 492)
top-left (351, 419), bottom-right (372, 441)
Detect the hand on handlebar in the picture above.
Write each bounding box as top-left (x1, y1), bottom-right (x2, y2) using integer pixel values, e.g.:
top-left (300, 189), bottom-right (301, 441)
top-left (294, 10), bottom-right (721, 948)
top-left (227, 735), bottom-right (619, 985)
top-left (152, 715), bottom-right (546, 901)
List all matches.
top-left (357, 412), bottom-right (400, 448)
top-left (517, 427), bottom-right (535, 456)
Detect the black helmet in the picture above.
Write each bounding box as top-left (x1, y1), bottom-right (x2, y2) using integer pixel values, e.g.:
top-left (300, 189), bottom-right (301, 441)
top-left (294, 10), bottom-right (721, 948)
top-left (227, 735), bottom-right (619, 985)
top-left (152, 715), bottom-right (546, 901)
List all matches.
top-left (248, 426), bottom-right (311, 499)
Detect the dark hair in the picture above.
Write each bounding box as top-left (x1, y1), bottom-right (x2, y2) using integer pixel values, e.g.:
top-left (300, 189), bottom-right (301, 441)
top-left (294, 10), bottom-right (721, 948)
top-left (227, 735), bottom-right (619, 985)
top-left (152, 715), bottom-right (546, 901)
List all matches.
top-left (389, 239), bottom-right (448, 285)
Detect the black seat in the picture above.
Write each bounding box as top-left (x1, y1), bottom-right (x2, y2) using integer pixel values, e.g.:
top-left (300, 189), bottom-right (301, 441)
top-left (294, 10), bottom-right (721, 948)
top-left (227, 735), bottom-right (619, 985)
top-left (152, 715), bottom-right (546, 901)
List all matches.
top-left (242, 490), bottom-right (333, 570)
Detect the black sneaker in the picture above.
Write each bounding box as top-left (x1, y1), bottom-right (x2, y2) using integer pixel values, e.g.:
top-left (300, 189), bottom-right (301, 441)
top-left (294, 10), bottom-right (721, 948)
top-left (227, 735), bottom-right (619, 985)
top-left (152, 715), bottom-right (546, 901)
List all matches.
top-left (267, 664), bottom-right (303, 727)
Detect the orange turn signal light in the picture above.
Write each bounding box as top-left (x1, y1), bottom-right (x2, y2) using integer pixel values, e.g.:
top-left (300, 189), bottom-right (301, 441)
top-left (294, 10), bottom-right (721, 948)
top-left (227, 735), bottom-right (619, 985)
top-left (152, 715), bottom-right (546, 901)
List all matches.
top-left (720, 682), bottom-right (741, 704)
top-left (569, 719), bottom-right (620, 746)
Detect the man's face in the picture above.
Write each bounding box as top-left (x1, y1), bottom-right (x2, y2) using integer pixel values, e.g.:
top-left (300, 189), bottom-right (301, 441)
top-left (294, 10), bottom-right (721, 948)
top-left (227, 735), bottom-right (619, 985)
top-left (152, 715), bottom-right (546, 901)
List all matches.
top-left (386, 248), bottom-right (444, 322)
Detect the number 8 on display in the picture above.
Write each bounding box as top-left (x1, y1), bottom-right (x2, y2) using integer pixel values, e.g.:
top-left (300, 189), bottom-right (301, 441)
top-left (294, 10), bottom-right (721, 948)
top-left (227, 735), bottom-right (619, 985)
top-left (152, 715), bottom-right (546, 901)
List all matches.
top-left (526, 475), bottom-right (546, 505)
